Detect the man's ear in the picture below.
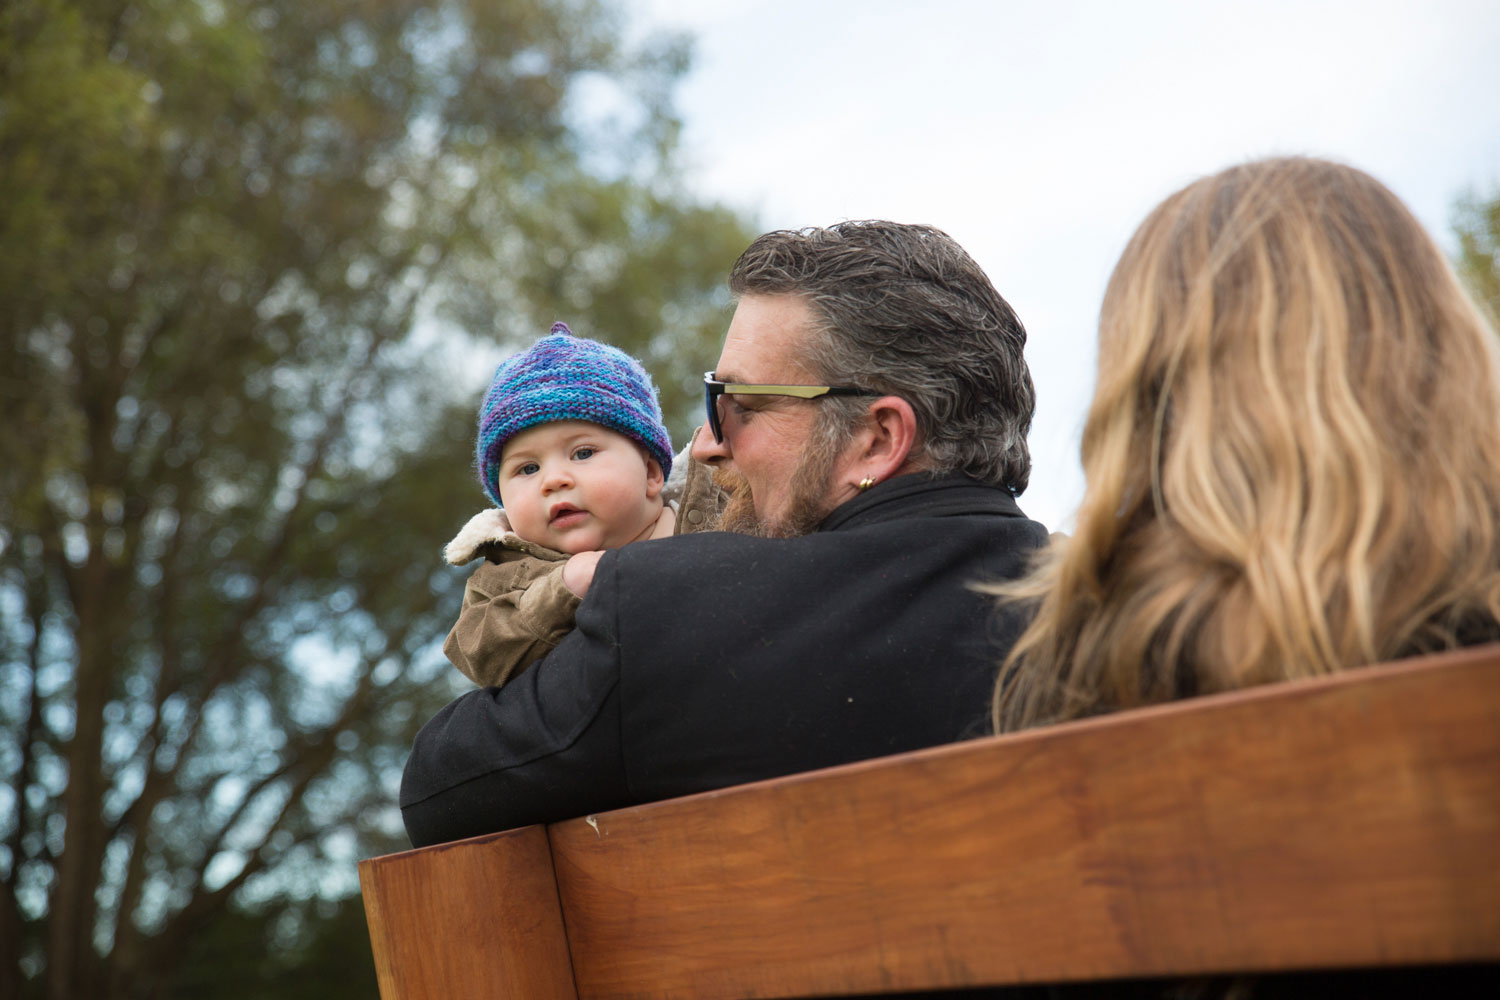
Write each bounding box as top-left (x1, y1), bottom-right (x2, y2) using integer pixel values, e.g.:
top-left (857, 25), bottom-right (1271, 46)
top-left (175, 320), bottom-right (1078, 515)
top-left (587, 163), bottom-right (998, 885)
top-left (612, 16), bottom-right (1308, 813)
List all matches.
top-left (846, 396), bottom-right (919, 486)
top-left (643, 455), bottom-right (666, 499)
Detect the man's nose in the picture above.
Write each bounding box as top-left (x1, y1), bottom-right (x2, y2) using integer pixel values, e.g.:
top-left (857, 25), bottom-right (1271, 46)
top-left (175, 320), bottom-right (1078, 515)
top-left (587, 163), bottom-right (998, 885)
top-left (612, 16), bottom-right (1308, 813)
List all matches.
top-left (689, 422), bottom-right (728, 466)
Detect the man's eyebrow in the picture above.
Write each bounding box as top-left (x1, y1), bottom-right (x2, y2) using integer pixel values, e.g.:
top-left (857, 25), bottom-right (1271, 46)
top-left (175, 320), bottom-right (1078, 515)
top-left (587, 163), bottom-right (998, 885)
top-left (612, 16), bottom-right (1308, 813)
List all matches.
top-left (718, 372), bottom-right (785, 386)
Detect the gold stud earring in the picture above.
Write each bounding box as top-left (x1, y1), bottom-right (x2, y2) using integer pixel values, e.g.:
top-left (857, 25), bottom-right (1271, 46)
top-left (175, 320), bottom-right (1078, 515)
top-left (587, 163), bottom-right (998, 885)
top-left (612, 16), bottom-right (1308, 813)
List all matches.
top-left (857, 476), bottom-right (875, 491)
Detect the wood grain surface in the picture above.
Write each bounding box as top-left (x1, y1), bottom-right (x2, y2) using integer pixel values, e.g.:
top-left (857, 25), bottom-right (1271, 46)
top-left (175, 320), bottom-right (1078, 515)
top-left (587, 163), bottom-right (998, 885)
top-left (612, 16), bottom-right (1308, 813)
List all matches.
top-left (359, 823), bottom-right (577, 999)
top-left (544, 645), bottom-right (1500, 998)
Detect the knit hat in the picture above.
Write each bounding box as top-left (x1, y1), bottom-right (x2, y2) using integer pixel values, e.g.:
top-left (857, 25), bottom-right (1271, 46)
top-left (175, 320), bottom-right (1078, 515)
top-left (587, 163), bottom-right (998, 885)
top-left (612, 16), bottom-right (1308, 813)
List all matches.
top-left (476, 322), bottom-right (673, 507)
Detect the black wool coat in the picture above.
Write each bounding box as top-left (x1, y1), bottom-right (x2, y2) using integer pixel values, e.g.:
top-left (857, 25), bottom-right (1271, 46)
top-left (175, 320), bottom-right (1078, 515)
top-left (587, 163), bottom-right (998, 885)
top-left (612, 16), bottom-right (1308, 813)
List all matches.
top-left (400, 473), bottom-right (1050, 847)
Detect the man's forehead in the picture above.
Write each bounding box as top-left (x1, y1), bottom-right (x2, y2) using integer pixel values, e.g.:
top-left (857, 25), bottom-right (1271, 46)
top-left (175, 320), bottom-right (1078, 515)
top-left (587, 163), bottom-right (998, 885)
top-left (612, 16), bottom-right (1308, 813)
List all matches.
top-left (715, 293), bottom-right (818, 382)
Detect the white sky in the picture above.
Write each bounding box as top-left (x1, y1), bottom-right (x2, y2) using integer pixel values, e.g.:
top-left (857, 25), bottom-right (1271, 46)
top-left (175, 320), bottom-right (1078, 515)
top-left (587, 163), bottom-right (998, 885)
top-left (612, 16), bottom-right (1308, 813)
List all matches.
top-left (628, 0), bottom-right (1500, 531)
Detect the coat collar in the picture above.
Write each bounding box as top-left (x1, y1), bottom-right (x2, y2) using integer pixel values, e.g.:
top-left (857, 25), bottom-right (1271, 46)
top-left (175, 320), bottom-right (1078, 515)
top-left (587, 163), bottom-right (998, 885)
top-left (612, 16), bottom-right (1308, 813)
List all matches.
top-left (817, 473), bottom-right (1025, 532)
top-left (443, 508), bottom-right (568, 564)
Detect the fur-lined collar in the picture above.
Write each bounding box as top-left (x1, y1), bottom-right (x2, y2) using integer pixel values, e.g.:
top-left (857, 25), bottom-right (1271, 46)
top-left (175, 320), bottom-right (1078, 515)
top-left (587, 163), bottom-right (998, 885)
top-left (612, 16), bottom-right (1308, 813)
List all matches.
top-left (443, 509), bottom-right (566, 564)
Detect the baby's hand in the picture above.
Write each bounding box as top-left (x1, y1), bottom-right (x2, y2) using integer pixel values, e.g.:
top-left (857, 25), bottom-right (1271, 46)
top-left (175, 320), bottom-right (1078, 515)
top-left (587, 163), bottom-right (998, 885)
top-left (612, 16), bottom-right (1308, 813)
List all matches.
top-left (563, 550), bottom-right (605, 597)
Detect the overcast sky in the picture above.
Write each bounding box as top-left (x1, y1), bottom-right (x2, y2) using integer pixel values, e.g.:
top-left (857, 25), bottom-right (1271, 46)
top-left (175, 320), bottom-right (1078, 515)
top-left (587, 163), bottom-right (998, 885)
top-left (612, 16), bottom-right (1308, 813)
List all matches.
top-left (628, 0), bottom-right (1500, 531)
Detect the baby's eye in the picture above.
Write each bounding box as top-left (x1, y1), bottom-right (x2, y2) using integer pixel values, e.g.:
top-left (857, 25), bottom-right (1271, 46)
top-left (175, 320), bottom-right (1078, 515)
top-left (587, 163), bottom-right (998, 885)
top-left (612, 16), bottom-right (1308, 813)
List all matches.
top-left (513, 461), bottom-right (540, 476)
top-left (572, 446), bottom-right (596, 461)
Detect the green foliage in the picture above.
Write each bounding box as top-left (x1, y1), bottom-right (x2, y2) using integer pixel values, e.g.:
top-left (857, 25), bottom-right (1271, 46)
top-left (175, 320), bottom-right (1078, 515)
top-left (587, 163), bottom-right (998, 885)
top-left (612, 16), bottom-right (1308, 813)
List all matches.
top-left (0, 1), bottom-right (756, 996)
top-left (1454, 185), bottom-right (1500, 329)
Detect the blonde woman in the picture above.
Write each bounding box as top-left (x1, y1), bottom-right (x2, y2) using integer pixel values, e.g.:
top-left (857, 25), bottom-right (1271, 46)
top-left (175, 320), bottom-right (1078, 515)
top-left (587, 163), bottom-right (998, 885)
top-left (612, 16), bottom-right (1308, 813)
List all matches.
top-left (995, 156), bottom-right (1500, 734)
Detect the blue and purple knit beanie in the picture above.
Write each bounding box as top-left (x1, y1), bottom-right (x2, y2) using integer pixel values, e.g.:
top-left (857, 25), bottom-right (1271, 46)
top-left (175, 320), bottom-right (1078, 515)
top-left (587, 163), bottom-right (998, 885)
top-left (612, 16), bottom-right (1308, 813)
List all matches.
top-left (476, 323), bottom-right (673, 507)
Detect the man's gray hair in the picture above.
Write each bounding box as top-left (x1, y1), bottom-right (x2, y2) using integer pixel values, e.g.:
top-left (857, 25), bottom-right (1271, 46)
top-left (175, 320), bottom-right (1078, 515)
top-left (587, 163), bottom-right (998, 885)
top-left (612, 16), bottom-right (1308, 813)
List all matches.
top-left (728, 220), bottom-right (1034, 494)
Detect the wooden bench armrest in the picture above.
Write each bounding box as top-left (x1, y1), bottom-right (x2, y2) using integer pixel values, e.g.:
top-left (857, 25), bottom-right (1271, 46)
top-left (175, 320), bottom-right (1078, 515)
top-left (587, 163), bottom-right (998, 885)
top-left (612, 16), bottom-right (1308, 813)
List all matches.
top-left (359, 824), bottom-right (577, 999)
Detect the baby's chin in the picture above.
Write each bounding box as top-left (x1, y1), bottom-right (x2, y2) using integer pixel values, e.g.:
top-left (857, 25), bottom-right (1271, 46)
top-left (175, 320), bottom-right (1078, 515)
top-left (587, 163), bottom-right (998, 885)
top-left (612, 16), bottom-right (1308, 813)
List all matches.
top-left (557, 505), bottom-right (665, 553)
top-left (553, 537), bottom-right (603, 555)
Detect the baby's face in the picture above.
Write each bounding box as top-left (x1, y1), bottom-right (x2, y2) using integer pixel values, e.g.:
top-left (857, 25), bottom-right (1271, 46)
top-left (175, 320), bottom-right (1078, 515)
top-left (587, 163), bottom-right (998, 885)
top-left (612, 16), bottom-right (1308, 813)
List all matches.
top-left (496, 420), bottom-right (664, 554)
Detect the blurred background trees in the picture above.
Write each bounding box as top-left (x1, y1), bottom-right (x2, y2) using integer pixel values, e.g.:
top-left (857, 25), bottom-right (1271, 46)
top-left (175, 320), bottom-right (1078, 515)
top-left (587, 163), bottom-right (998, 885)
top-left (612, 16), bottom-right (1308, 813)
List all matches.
top-left (1455, 186), bottom-right (1500, 328)
top-left (0, 1), bottom-right (755, 997)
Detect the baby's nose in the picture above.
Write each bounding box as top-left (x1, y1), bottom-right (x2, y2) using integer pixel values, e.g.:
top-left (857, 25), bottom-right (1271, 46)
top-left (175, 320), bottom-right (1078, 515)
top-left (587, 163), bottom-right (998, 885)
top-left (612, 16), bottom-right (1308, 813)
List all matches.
top-left (541, 466), bottom-right (573, 492)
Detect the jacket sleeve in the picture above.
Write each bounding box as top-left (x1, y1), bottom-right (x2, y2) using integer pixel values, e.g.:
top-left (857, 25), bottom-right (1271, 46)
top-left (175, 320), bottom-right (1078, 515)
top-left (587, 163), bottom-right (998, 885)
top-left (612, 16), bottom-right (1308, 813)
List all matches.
top-left (401, 551), bottom-right (632, 846)
top-left (443, 557), bottom-right (582, 689)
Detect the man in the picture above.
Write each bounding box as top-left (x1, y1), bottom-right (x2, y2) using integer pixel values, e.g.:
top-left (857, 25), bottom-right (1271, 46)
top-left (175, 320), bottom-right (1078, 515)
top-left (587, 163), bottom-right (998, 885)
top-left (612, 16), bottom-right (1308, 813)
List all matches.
top-left (401, 221), bottom-right (1049, 846)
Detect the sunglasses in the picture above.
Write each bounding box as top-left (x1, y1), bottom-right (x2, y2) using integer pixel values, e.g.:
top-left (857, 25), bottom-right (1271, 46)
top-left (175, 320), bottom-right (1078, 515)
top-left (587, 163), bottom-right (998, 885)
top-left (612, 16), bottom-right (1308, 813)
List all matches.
top-left (702, 372), bottom-right (879, 444)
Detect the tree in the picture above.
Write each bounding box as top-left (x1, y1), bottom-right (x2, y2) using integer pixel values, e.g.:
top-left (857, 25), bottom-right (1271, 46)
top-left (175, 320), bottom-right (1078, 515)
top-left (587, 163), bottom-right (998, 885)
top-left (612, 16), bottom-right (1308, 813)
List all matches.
top-left (1454, 185), bottom-right (1500, 329)
top-left (0, 1), bottom-right (756, 997)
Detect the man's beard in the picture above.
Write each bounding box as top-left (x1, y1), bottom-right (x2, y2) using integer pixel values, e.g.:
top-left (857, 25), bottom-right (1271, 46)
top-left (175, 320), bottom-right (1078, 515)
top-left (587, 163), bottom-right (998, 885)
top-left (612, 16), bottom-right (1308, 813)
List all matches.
top-left (714, 434), bottom-right (846, 539)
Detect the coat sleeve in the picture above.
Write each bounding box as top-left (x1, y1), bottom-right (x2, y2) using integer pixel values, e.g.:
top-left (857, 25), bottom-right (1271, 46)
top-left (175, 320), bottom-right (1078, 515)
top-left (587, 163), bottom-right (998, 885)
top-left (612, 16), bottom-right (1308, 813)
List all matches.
top-left (400, 551), bottom-right (632, 846)
top-left (443, 556), bottom-right (582, 689)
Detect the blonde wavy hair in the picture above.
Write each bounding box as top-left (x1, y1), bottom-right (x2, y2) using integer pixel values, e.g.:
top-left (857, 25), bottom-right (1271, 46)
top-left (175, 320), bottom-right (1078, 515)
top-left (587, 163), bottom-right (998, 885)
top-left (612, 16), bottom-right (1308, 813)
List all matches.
top-left (994, 157), bottom-right (1500, 733)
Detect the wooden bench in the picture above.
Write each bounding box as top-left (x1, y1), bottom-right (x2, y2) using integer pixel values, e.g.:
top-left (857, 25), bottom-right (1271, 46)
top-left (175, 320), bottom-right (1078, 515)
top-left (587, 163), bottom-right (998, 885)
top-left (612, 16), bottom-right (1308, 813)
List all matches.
top-left (359, 644), bottom-right (1500, 998)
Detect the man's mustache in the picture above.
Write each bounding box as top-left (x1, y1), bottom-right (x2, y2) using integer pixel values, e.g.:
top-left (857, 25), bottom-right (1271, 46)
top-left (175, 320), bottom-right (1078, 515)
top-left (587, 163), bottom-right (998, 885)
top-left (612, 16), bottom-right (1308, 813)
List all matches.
top-left (711, 467), bottom-right (761, 536)
top-left (712, 467), bottom-right (750, 498)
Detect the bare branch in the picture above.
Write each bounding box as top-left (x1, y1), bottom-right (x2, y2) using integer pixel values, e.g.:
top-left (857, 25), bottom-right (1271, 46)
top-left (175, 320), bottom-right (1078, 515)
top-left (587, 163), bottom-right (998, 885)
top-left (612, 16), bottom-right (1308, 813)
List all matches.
top-left (4, 572), bottom-right (49, 887)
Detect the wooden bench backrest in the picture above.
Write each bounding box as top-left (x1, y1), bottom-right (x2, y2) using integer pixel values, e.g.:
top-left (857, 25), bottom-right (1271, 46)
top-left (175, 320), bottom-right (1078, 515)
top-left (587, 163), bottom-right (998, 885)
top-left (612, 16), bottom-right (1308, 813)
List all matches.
top-left (359, 644), bottom-right (1500, 999)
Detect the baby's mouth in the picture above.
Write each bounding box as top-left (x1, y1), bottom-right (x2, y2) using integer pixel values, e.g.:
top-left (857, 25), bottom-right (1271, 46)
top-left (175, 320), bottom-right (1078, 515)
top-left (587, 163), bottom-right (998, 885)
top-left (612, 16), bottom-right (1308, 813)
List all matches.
top-left (549, 503), bottom-right (587, 527)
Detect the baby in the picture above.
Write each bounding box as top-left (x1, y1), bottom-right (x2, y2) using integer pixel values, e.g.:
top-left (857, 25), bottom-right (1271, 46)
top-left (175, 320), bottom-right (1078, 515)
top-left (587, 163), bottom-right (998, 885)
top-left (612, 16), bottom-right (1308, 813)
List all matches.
top-left (442, 322), bottom-right (676, 688)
